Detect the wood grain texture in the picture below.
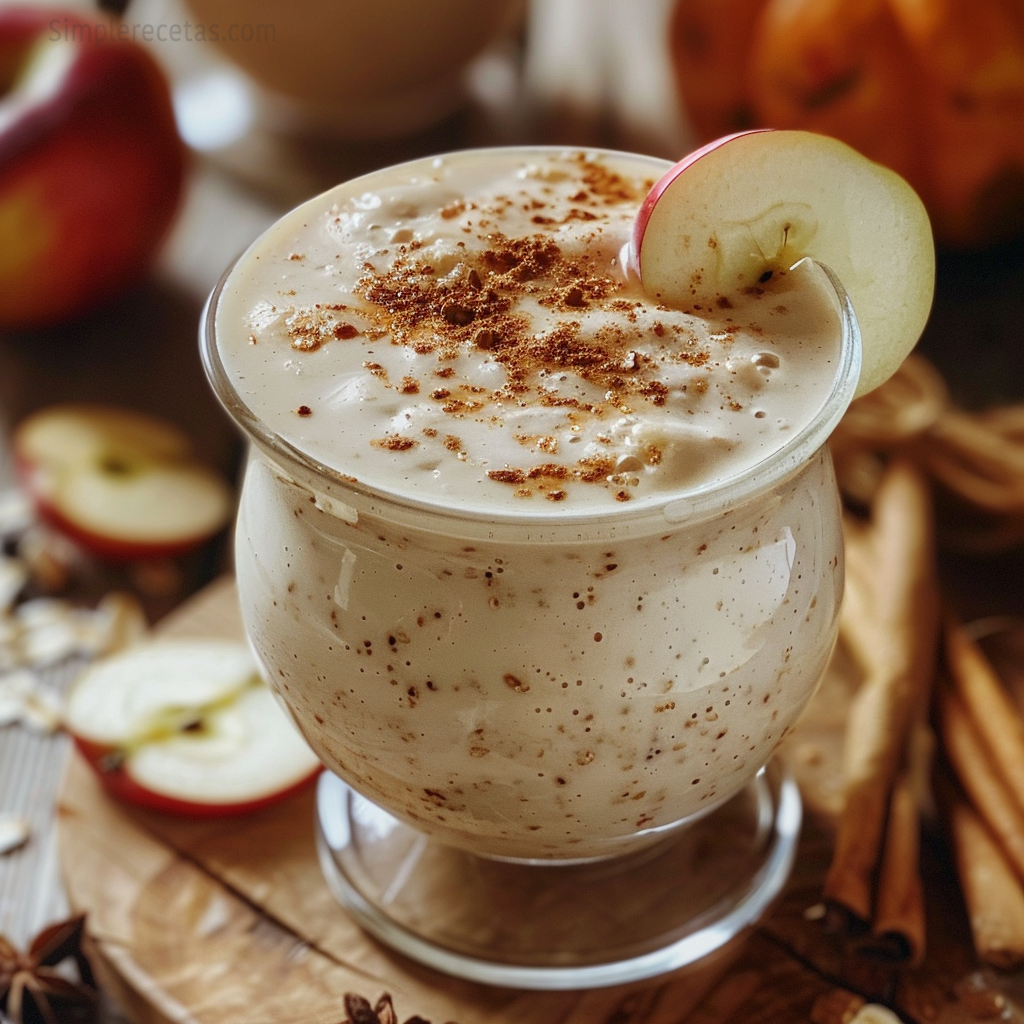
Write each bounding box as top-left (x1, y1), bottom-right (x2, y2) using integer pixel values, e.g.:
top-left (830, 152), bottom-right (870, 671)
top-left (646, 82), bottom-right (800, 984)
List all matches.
top-left (56, 578), bottom-right (1024, 1024)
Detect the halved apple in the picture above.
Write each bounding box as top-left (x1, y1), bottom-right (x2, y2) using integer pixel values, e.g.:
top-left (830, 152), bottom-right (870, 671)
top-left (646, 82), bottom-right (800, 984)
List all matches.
top-left (65, 639), bottom-right (323, 817)
top-left (12, 403), bottom-right (233, 561)
top-left (629, 129), bottom-right (935, 397)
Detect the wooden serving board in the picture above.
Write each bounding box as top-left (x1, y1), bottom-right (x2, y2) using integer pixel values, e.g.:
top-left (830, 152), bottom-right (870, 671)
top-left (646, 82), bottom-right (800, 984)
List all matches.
top-left (55, 577), bottom-right (1016, 1024)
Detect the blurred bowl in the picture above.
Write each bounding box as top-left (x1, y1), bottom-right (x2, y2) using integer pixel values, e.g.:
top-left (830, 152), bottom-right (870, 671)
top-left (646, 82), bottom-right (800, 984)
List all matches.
top-left (181, 0), bottom-right (526, 138)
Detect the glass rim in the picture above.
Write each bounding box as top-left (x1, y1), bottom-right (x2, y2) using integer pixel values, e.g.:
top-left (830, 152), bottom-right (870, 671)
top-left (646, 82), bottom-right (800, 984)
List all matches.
top-left (199, 146), bottom-right (862, 533)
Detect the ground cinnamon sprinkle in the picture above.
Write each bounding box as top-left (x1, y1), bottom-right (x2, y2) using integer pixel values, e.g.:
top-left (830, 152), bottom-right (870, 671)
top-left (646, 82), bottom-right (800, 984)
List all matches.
top-left (349, 223), bottom-right (699, 495)
top-left (352, 209), bottom-right (680, 420)
top-left (372, 436), bottom-right (418, 451)
top-left (527, 463), bottom-right (571, 481)
top-left (575, 152), bottom-right (651, 203)
top-left (578, 456), bottom-right (617, 482)
top-left (488, 469), bottom-right (526, 485)
top-left (285, 303), bottom-right (355, 351)
top-left (252, 152), bottom-right (800, 502)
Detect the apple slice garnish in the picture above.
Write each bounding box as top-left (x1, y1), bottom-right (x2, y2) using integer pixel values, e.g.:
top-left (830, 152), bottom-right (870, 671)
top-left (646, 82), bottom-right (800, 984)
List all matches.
top-left (65, 639), bottom-right (323, 817)
top-left (12, 403), bottom-right (233, 561)
top-left (629, 129), bottom-right (935, 397)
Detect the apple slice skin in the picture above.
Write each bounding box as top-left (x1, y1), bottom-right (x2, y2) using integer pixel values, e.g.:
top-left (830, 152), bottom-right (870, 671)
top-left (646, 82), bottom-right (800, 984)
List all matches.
top-left (630, 129), bottom-right (936, 399)
top-left (632, 129), bottom-right (772, 249)
top-left (71, 735), bottom-right (321, 818)
top-left (12, 403), bottom-right (233, 562)
top-left (28, 512), bottom-right (223, 564)
top-left (23, 467), bottom-right (233, 563)
top-left (66, 640), bottom-right (324, 818)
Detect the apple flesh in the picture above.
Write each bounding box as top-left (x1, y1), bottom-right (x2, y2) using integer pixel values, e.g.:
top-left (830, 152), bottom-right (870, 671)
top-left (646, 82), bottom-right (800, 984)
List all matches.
top-left (66, 639), bottom-right (323, 816)
top-left (629, 129), bottom-right (936, 398)
top-left (0, 7), bottom-right (186, 329)
top-left (13, 403), bottom-right (233, 562)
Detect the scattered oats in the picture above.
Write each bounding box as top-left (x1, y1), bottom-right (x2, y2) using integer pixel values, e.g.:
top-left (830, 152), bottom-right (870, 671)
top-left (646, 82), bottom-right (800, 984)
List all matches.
top-left (2, 587), bottom-right (148, 672)
top-left (0, 485), bottom-right (149, 692)
top-left (0, 488), bottom-right (32, 538)
top-left (81, 592), bottom-right (148, 656)
top-left (14, 599), bottom-right (83, 667)
top-left (0, 813), bottom-right (30, 855)
top-left (0, 670), bottom-right (62, 733)
top-left (14, 598), bottom-right (70, 630)
top-left (21, 686), bottom-right (63, 733)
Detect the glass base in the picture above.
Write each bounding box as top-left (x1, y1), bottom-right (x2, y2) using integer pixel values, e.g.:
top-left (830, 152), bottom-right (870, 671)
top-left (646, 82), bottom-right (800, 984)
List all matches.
top-left (315, 761), bottom-right (801, 990)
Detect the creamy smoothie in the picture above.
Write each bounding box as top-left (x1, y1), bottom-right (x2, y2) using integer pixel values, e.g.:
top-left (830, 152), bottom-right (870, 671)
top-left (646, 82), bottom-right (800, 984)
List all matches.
top-left (206, 148), bottom-right (855, 860)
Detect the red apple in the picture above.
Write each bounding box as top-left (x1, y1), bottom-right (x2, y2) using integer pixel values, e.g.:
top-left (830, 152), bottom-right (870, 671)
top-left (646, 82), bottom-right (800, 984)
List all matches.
top-left (65, 639), bottom-right (323, 817)
top-left (13, 403), bottom-right (234, 562)
top-left (0, 6), bottom-right (187, 329)
top-left (629, 129), bottom-right (935, 398)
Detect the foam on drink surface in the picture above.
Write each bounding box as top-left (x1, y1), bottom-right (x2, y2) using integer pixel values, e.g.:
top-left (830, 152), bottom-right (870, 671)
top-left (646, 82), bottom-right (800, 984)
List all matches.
top-left (216, 149), bottom-right (841, 513)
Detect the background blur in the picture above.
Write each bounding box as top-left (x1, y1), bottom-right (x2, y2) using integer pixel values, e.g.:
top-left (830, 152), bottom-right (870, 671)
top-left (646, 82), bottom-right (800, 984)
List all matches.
top-left (1, 2), bottom-right (1023, 1019)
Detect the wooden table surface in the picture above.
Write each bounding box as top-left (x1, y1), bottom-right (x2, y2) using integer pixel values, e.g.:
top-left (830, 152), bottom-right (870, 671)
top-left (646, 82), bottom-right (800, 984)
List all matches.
top-left (3, 1), bottom-right (1024, 1021)
top-left (52, 578), bottom-right (1024, 1024)
top-left (46, 578), bottom-right (1015, 1024)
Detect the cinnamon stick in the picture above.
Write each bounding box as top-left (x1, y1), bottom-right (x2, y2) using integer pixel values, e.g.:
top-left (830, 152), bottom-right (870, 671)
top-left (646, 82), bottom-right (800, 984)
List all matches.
top-left (935, 681), bottom-right (1024, 882)
top-left (825, 460), bottom-right (939, 927)
top-left (943, 610), bottom-right (1024, 823)
top-left (830, 353), bottom-right (1024, 553)
top-left (869, 769), bottom-right (926, 965)
top-left (926, 410), bottom-right (1024, 516)
top-left (935, 771), bottom-right (1024, 970)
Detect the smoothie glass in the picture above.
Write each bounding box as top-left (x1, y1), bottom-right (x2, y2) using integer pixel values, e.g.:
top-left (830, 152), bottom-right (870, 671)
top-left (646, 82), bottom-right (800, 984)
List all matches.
top-left (201, 147), bottom-right (861, 988)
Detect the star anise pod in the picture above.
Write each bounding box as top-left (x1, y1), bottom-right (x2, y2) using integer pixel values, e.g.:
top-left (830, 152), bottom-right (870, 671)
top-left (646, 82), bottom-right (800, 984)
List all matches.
top-left (342, 991), bottom-right (435, 1024)
top-left (0, 915), bottom-right (98, 1024)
